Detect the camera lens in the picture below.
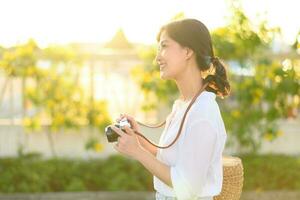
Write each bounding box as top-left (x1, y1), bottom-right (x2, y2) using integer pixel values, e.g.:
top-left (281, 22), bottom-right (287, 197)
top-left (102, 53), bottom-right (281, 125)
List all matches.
top-left (105, 124), bottom-right (120, 143)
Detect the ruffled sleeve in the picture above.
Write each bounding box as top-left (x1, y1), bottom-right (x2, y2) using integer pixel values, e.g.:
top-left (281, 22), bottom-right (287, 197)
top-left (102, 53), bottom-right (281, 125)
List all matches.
top-left (170, 119), bottom-right (218, 200)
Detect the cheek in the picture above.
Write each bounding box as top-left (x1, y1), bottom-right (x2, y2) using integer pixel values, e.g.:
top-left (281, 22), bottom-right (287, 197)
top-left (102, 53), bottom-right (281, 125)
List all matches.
top-left (167, 51), bottom-right (186, 75)
top-left (160, 47), bottom-right (186, 79)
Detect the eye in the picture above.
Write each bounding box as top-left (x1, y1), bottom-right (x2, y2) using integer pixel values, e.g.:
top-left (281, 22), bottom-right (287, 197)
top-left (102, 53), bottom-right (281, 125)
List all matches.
top-left (158, 44), bottom-right (166, 51)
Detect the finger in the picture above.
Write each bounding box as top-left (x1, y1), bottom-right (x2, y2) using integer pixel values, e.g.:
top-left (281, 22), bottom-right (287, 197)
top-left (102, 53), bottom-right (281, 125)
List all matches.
top-left (116, 117), bottom-right (121, 122)
top-left (116, 114), bottom-right (123, 121)
top-left (122, 115), bottom-right (135, 125)
top-left (123, 114), bottom-right (133, 121)
top-left (117, 114), bottom-right (127, 122)
top-left (110, 125), bottom-right (126, 137)
top-left (114, 144), bottom-right (120, 152)
top-left (123, 125), bottom-right (135, 135)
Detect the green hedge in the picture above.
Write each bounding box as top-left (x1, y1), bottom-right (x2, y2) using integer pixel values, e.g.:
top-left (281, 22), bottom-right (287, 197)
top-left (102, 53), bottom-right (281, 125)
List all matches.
top-left (241, 154), bottom-right (300, 190)
top-left (0, 154), bottom-right (153, 193)
top-left (0, 153), bottom-right (299, 193)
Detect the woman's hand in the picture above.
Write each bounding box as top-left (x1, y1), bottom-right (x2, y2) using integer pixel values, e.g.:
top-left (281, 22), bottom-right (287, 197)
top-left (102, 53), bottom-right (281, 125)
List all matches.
top-left (116, 113), bottom-right (140, 132)
top-left (115, 113), bottom-right (155, 156)
top-left (111, 125), bottom-right (144, 160)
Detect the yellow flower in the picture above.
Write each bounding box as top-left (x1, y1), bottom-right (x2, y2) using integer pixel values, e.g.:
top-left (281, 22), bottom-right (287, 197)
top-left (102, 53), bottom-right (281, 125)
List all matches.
top-left (253, 97), bottom-right (260, 105)
top-left (143, 73), bottom-right (152, 82)
top-left (94, 143), bottom-right (104, 152)
top-left (276, 130), bottom-right (284, 136)
top-left (154, 71), bottom-right (160, 77)
top-left (231, 110), bottom-right (240, 118)
top-left (54, 113), bottom-right (64, 125)
top-left (94, 115), bottom-right (104, 125)
top-left (26, 67), bottom-right (35, 76)
top-left (54, 90), bottom-right (62, 100)
top-left (46, 100), bottom-right (55, 108)
top-left (23, 117), bottom-right (32, 127)
top-left (264, 132), bottom-right (273, 141)
top-left (274, 75), bottom-right (282, 83)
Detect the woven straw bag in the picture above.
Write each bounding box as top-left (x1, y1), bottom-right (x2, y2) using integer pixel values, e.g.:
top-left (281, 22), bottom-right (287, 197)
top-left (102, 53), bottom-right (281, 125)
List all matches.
top-left (213, 156), bottom-right (244, 200)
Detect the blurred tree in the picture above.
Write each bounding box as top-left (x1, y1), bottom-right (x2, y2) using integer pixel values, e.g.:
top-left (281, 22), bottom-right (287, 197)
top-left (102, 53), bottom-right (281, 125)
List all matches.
top-left (214, 2), bottom-right (299, 152)
top-left (25, 45), bottom-right (112, 156)
top-left (0, 40), bottom-right (40, 156)
top-left (0, 39), bottom-right (39, 116)
top-left (0, 42), bottom-right (112, 156)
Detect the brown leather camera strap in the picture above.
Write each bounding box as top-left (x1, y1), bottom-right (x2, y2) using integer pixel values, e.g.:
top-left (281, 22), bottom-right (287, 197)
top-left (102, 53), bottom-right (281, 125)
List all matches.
top-left (133, 82), bottom-right (209, 149)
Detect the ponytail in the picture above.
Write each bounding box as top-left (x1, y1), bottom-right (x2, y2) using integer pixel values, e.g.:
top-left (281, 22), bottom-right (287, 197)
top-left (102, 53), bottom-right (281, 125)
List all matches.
top-left (202, 56), bottom-right (230, 98)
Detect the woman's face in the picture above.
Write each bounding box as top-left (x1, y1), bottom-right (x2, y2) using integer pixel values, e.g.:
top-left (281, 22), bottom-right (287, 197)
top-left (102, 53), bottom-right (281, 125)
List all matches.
top-left (155, 30), bottom-right (188, 80)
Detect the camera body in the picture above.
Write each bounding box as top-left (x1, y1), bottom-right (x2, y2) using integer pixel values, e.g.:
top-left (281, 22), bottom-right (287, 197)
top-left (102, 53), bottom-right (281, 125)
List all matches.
top-left (105, 117), bottom-right (131, 142)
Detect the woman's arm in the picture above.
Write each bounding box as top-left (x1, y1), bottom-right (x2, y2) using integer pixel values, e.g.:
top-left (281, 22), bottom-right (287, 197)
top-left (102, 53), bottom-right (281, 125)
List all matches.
top-left (135, 147), bottom-right (172, 188)
top-left (138, 136), bottom-right (158, 156)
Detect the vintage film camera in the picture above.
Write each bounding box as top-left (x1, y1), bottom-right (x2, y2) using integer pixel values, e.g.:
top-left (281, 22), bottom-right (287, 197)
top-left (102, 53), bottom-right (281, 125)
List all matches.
top-left (105, 117), bottom-right (131, 142)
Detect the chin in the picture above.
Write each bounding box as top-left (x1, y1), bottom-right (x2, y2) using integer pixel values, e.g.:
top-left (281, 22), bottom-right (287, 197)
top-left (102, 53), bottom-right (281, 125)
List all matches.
top-left (160, 72), bottom-right (171, 80)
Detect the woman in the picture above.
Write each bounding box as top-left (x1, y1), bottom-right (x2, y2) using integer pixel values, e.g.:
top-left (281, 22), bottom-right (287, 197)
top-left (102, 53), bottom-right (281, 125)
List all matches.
top-left (111, 18), bottom-right (230, 200)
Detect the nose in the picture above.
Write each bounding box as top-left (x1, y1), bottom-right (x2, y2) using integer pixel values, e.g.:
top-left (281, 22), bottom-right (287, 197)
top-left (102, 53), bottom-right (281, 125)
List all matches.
top-left (155, 52), bottom-right (161, 65)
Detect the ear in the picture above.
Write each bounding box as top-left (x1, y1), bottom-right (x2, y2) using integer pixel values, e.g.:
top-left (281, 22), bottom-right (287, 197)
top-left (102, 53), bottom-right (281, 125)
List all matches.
top-left (184, 47), bottom-right (194, 60)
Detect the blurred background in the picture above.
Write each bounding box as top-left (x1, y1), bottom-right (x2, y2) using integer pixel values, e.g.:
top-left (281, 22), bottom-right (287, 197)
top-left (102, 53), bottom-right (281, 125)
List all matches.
top-left (0, 0), bottom-right (299, 199)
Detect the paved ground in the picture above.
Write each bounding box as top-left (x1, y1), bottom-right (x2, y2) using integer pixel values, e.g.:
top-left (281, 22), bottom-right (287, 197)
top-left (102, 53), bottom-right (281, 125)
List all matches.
top-left (0, 191), bottom-right (299, 200)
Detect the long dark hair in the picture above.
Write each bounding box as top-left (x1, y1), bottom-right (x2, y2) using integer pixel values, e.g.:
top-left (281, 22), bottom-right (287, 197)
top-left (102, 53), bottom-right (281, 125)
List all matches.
top-left (156, 18), bottom-right (230, 97)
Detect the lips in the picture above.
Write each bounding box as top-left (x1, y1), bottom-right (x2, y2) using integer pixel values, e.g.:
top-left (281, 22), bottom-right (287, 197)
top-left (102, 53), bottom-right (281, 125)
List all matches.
top-left (159, 63), bottom-right (167, 70)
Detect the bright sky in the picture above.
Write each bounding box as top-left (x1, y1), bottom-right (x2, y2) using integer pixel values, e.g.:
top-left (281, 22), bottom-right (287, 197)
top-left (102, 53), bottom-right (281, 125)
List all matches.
top-left (0, 0), bottom-right (299, 47)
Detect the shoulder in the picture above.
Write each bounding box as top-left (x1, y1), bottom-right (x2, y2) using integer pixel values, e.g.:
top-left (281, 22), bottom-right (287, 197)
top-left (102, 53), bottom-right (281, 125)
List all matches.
top-left (188, 91), bottom-right (219, 120)
top-left (183, 91), bottom-right (224, 135)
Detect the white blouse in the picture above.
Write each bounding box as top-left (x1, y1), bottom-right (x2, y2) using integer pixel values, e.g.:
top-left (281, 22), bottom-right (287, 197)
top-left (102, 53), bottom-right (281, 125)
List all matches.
top-left (153, 91), bottom-right (227, 200)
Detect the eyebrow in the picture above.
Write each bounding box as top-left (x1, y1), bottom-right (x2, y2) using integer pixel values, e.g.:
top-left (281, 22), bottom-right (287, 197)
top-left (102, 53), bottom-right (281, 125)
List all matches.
top-left (159, 39), bottom-right (169, 44)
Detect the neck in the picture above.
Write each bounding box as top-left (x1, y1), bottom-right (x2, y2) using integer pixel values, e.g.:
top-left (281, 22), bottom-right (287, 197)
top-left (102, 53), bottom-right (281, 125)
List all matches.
top-left (175, 65), bottom-right (204, 102)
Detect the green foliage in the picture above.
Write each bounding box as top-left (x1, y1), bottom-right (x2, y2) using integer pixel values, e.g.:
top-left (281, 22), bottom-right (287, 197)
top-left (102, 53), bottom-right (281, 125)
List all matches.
top-left (212, 3), bottom-right (300, 152)
top-left (0, 155), bottom-right (153, 193)
top-left (42, 45), bottom-right (84, 66)
top-left (0, 40), bottom-right (112, 154)
top-left (25, 73), bottom-right (86, 131)
top-left (240, 154), bottom-right (300, 191)
top-left (212, 3), bottom-right (280, 64)
top-left (87, 101), bottom-right (112, 132)
top-left (0, 154), bottom-right (299, 193)
top-left (220, 60), bottom-right (300, 152)
top-left (0, 39), bottom-right (39, 77)
top-left (19, 43), bottom-right (112, 133)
